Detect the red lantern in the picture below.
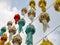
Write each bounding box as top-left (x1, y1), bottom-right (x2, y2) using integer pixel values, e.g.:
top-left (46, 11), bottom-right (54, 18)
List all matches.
top-left (14, 14), bottom-right (20, 24)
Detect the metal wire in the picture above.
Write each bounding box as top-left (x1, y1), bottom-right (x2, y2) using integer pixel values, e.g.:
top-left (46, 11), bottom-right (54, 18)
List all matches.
top-left (35, 24), bottom-right (60, 45)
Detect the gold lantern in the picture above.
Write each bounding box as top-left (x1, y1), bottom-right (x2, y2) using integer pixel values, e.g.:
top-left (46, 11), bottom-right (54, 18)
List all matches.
top-left (29, 0), bottom-right (36, 10)
top-left (38, 0), bottom-right (46, 8)
top-left (54, 0), bottom-right (60, 12)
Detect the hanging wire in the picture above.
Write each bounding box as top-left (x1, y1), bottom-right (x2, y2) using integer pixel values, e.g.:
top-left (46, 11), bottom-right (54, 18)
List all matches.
top-left (35, 24), bottom-right (60, 45)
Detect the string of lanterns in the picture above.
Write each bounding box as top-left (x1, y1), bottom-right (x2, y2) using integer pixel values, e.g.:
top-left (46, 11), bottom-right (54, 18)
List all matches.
top-left (0, 0), bottom-right (60, 45)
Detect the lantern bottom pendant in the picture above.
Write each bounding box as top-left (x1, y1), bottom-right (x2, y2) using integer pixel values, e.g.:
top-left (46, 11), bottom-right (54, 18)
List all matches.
top-left (42, 19), bottom-right (49, 32)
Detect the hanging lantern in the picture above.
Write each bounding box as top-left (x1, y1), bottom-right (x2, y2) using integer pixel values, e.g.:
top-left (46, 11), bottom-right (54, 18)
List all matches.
top-left (54, 0), bottom-right (60, 12)
top-left (29, 0), bottom-right (36, 10)
top-left (25, 24), bottom-right (35, 45)
top-left (40, 38), bottom-right (53, 45)
top-left (7, 21), bottom-right (13, 30)
top-left (1, 34), bottom-right (7, 45)
top-left (21, 7), bottom-right (27, 15)
top-left (12, 34), bottom-right (22, 45)
top-left (9, 26), bottom-right (16, 41)
top-left (38, 0), bottom-right (46, 8)
top-left (39, 13), bottom-right (50, 32)
top-left (14, 14), bottom-right (20, 24)
top-left (28, 9), bottom-right (36, 22)
top-left (41, 7), bottom-right (46, 12)
top-left (5, 42), bottom-right (11, 45)
top-left (18, 18), bottom-right (25, 33)
top-left (0, 27), bottom-right (6, 36)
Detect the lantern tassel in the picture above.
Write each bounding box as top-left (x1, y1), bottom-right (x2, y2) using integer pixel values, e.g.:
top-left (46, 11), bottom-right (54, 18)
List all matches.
top-left (42, 19), bottom-right (49, 33)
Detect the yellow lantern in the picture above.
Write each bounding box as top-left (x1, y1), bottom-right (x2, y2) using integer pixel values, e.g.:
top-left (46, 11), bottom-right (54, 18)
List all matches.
top-left (5, 42), bottom-right (11, 45)
top-left (41, 7), bottom-right (46, 12)
top-left (39, 13), bottom-right (50, 32)
top-left (40, 38), bottom-right (53, 45)
top-left (54, 0), bottom-right (60, 12)
top-left (38, 0), bottom-right (46, 8)
top-left (29, 0), bottom-right (36, 10)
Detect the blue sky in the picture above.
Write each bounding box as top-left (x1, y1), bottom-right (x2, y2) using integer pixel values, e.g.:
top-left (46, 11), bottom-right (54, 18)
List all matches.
top-left (0, 0), bottom-right (60, 45)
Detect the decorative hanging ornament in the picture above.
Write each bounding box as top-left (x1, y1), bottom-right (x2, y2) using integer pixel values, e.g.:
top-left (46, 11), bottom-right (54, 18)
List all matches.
top-left (28, 8), bottom-right (36, 22)
top-left (39, 12), bottom-right (50, 32)
top-left (12, 34), bottom-right (22, 45)
top-left (38, 0), bottom-right (46, 8)
top-left (14, 14), bottom-right (20, 24)
top-left (29, 0), bottom-right (36, 10)
top-left (5, 42), bottom-right (11, 45)
top-left (54, 0), bottom-right (60, 12)
top-left (0, 34), bottom-right (7, 45)
top-left (18, 18), bottom-right (25, 33)
top-left (7, 21), bottom-right (13, 30)
top-left (21, 7), bottom-right (27, 15)
top-left (25, 24), bottom-right (35, 45)
top-left (9, 26), bottom-right (16, 41)
top-left (0, 27), bottom-right (6, 36)
top-left (38, 0), bottom-right (46, 12)
top-left (40, 38), bottom-right (53, 45)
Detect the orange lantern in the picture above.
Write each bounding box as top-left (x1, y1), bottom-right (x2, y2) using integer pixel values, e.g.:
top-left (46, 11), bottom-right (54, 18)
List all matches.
top-left (1, 34), bottom-right (7, 45)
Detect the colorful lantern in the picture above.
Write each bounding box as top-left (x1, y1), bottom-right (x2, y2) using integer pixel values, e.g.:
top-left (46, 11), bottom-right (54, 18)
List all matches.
top-left (28, 8), bottom-right (36, 22)
top-left (38, 0), bottom-right (46, 12)
top-left (40, 38), bottom-right (53, 45)
top-left (12, 34), bottom-right (22, 45)
top-left (21, 7), bottom-right (27, 15)
top-left (7, 21), bottom-right (12, 30)
top-left (9, 26), bottom-right (16, 41)
top-left (39, 13), bottom-right (50, 32)
top-left (25, 24), bottom-right (35, 45)
top-left (38, 0), bottom-right (46, 8)
top-left (1, 34), bottom-right (7, 45)
top-left (29, 0), bottom-right (36, 10)
top-left (14, 14), bottom-right (20, 24)
top-left (0, 27), bottom-right (6, 36)
top-left (41, 7), bottom-right (46, 12)
top-left (18, 18), bottom-right (25, 33)
top-left (5, 42), bottom-right (11, 45)
top-left (54, 0), bottom-right (60, 12)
